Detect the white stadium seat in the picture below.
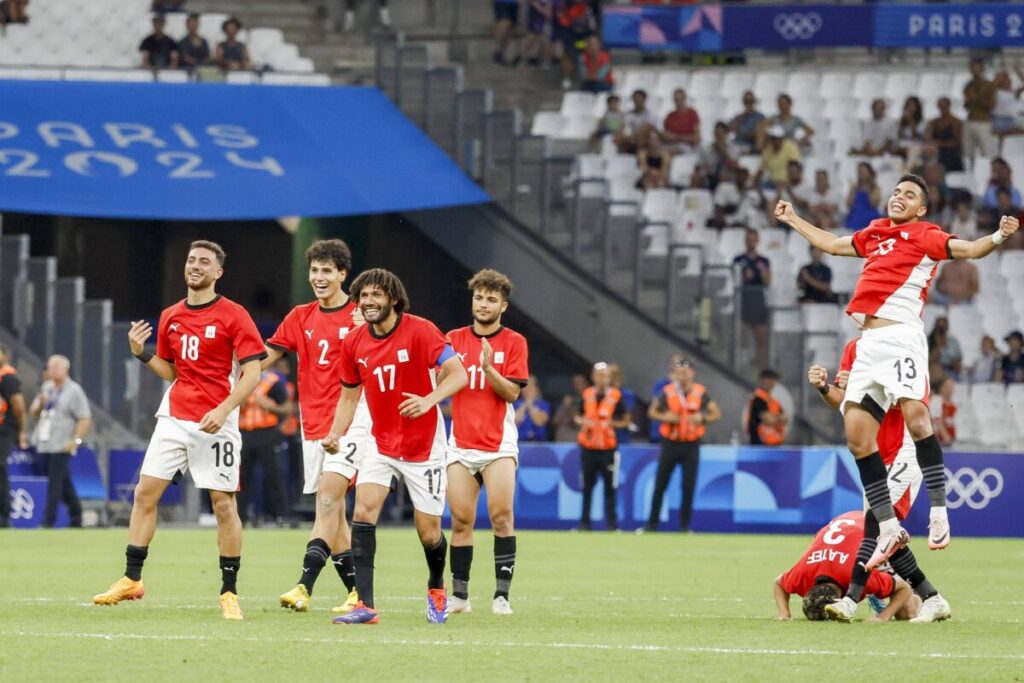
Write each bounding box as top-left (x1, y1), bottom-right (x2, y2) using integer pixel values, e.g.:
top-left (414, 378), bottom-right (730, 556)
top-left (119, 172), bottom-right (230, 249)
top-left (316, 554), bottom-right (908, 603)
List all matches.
top-left (802, 303), bottom-right (840, 333)
top-left (559, 115), bottom-right (598, 141)
top-left (531, 112), bottom-right (565, 138)
top-left (669, 154), bottom-right (699, 188)
top-left (560, 91), bottom-right (596, 118)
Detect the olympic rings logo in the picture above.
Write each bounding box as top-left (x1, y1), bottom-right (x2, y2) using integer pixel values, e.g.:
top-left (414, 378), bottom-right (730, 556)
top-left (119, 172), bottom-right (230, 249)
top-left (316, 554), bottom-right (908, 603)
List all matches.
top-left (9, 488), bottom-right (35, 520)
top-left (773, 13), bottom-right (823, 40)
top-left (944, 467), bottom-right (1004, 510)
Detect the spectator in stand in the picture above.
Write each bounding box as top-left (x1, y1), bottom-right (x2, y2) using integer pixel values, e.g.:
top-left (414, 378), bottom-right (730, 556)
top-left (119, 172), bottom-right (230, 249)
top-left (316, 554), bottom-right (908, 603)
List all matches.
top-left (492, 0), bottom-right (521, 66)
top-left (590, 93), bottom-right (623, 148)
top-left (759, 94), bottom-right (814, 151)
top-left (523, 0), bottom-right (553, 67)
top-left (774, 160), bottom-right (809, 214)
top-left (844, 162), bottom-right (882, 230)
top-left (579, 35), bottom-right (613, 93)
top-left (928, 316), bottom-right (963, 380)
top-left (986, 188), bottom-right (1024, 242)
top-left (152, 0), bottom-right (186, 11)
top-left (178, 13), bottom-right (210, 70)
top-left (552, 373), bottom-right (587, 441)
top-left (615, 89), bottom-right (658, 154)
top-left (808, 168), bottom-right (843, 229)
top-left (609, 363), bottom-right (637, 445)
top-left (636, 129), bottom-right (671, 191)
top-left (0, 0), bottom-right (28, 25)
top-left (982, 158), bottom-right (1022, 209)
top-left (896, 96), bottom-right (924, 170)
top-left (730, 91), bottom-right (764, 154)
top-left (760, 125), bottom-right (801, 188)
top-left (933, 257), bottom-right (979, 305)
top-left (556, 0), bottom-right (596, 91)
top-left (746, 369), bottom-right (787, 445)
top-left (924, 96), bottom-right (964, 173)
top-left (216, 17), bottom-right (251, 71)
top-left (850, 99), bottom-right (897, 157)
top-left (514, 375), bottom-right (551, 442)
top-left (797, 246), bottom-right (837, 304)
top-left (999, 330), bottom-right (1024, 384)
top-left (922, 161), bottom-right (953, 223)
top-left (970, 335), bottom-right (1001, 384)
top-left (662, 89), bottom-right (701, 153)
top-left (930, 377), bottom-right (957, 448)
top-left (697, 121), bottom-right (740, 190)
top-left (992, 69), bottom-right (1024, 139)
top-left (949, 198), bottom-right (979, 240)
top-left (140, 14), bottom-right (179, 68)
top-left (963, 57), bottom-right (997, 159)
top-left (733, 229), bottom-right (772, 371)
top-left (341, 0), bottom-right (390, 32)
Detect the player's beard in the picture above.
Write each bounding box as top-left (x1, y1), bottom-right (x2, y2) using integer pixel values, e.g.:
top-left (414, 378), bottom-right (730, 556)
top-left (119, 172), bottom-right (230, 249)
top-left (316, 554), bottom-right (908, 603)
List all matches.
top-left (363, 302), bottom-right (393, 324)
top-left (186, 272), bottom-right (215, 291)
top-left (473, 310), bottom-right (500, 326)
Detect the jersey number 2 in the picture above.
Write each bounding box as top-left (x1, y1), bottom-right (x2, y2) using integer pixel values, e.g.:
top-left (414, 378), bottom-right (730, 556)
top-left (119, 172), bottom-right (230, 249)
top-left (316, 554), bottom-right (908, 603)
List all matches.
top-left (317, 339), bottom-right (330, 366)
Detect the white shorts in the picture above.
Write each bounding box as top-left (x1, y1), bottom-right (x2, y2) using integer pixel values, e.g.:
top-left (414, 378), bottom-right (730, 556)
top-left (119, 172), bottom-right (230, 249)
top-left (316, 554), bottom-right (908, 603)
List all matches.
top-left (300, 399), bottom-right (375, 494)
top-left (447, 445), bottom-right (518, 476)
top-left (358, 447), bottom-right (447, 517)
top-left (140, 416), bottom-right (242, 492)
top-left (842, 324), bottom-right (929, 417)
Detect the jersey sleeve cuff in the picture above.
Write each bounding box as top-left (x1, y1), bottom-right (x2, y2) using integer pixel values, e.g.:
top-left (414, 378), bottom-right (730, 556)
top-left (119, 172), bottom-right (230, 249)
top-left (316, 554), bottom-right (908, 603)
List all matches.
top-left (266, 341), bottom-right (291, 353)
top-left (238, 351), bottom-right (269, 365)
top-left (851, 240), bottom-right (862, 257)
top-left (341, 380), bottom-right (361, 389)
top-left (508, 377), bottom-right (529, 387)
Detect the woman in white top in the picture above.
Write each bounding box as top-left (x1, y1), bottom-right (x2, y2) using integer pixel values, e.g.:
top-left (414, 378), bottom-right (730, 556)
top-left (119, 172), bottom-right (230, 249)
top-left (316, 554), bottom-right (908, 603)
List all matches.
top-left (991, 70), bottom-right (1024, 137)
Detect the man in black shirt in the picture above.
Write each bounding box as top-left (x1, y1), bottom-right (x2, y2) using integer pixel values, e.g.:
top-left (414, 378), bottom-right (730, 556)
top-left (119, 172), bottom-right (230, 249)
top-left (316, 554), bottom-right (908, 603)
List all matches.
top-left (140, 15), bottom-right (179, 68)
top-left (0, 344), bottom-right (28, 528)
top-left (733, 228), bottom-right (772, 370)
top-left (999, 330), bottom-right (1024, 384)
top-left (178, 13), bottom-right (210, 69)
top-left (574, 362), bottom-right (630, 531)
top-left (797, 246), bottom-right (837, 303)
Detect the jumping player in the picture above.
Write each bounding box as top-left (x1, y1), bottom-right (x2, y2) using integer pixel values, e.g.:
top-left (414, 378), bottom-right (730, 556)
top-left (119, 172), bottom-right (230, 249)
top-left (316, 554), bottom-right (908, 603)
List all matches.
top-left (263, 239), bottom-right (365, 613)
top-left (325, 269), bottom-right (468, 625)
top-left (775, 177), bottom-right (1019, 567)
top-left (808, 338), bottom-right (951, 623)
top-left (445, 269), bottom-right (529, 616)
top-left (93, 241), bottom-right (266, 620)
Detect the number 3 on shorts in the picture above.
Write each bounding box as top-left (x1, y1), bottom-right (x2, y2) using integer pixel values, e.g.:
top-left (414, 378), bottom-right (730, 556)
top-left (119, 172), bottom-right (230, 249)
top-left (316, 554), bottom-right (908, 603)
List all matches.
top-left (212, 441), bottom-right (236, 468)
top-left (893, 357), bottom-right (917, 383)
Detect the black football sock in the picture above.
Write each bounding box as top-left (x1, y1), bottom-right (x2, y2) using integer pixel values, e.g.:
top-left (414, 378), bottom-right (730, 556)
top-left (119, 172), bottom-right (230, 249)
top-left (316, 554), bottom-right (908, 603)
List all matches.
top-left (450, 544), bottom-right (473, 600)
top-left (846, 511), bottom-right (879, 602)
top-left (856, 453), bottom-right (897, 524)
top-left (331, 550), bottom-right (357, 592)
top-left (352, 522), bottom-right (377, 608)
top-left (219, 556), bottom-right (240, 595)
top-left (890, 547), bottom-right (938, 600)
top-left (494, 535), bottom-right (516, 600)
top-left (424, 533), bottom-right (447, 591)
top-left (124, 544), bottom-right (148, 581)
top-left (298, 538), bottom-right (331, 594)
top-left (914, 435), bottom-right (947, 509)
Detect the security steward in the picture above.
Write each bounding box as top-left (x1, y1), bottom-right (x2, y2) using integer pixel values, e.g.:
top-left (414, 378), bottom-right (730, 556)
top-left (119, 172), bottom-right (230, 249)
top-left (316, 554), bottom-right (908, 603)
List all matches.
top-left (575, 362), bottom-right (631, 531)
top-left (746, 368), bottom-right (787, 446)
top-left (237, 368), bottom-right (293, 526)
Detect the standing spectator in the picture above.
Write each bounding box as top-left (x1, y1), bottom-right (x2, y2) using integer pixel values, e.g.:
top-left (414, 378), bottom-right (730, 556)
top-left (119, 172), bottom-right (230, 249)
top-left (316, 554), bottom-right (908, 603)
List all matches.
top-left (523, 0), bottom-right (553, 67)
top-left (30, 355), bottom-right (91, 528)
top-left (733, 229), bottom-right (771, 371)
top-left (730, 91), bottom-right (764, 153)
top-left (929, 317), bottom-right (963, 380)
top-left (745, 369), bottom-right (787, 445)
top-left (636, 129), bottom-right (671, 191)
top-left (991, 69), bottom-right (1024, 139)
top-left (697, 121), bottom-right (740, 190)
top-left (579, 35), bottom-right (613, 93)
top-left (924, 97), bottom-right (964, 173)
top-left (575, 362), bottom-right (629, 531)
top-left (237, 368), bottom-right (292, 526)
top-left (850, 99), bottom-right (897, 157)
top-left (930, 377), bottom-right (957, 448)
top-left (643, 357), bottom-right (720, 533)
top-left (760, 125), bottom-right (801, 188)
top-left (514, 375), bottom-right (550, 442)
top-left (0, 0), bottom-right (29, 25)
top-left (963, 57), bottom-right (997, 159)
top-left (615, 89), bottom-right (658, 154)
top-left (844, 162), bottom-right (882, 229)
top-left (0, 344), bottom-right (27, 528)
top-left (216, 17), bottom-right (251, 71)
top-left (949, 199), bottom-right (978, 240)
top-left (609, 363), bottom-right (637, 445)
top-left (797, 246), bottom-right (837, 303)
top-left (341, 0), bottom-right (390, 31)
top-left (552, 373), bottom-right (587, 442)
top-left (982, 158), bottom-right (1022, 209)
top-left (662, 88), bottom-right (701, 153)
top-left (969, 335), bottom-right (1001, 384)
top-left (808, 168), bottom-right (843, 229)
top-left (178, 13), bottom-right (210, 70)
top-left (491, 0), bottom-right (520, 66)
top-left (998, 330), bottom-right (1024, 384)
top-left (896, 96), bottom-right (924, 168)
top-left (933, 258), bottom-right (979, 305)
top-left (555, 0), bottom-right (596, 91)
top-left (139, 14), bottom-right (179, 68)
top-left (759, 94), bottom-right (814, 151)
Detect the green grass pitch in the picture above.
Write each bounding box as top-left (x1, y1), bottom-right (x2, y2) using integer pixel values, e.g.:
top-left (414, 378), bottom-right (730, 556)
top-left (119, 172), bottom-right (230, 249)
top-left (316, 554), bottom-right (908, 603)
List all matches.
top-left (1, 528), bottom-right (1021, 681)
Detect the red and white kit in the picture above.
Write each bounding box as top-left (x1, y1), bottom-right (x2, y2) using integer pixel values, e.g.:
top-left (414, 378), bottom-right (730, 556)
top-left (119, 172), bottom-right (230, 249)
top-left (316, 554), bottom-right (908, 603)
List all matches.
top-left (141, 295), bottom-right (267, 491)
top-left (447, 326), bottom-right (529, 474)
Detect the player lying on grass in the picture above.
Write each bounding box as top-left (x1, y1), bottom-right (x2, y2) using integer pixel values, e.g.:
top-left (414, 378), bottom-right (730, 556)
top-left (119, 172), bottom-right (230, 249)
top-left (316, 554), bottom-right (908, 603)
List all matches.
top-left (808, 343), bottom-right (951, 623)
top-left (773, 510), bottom-right (919, 622)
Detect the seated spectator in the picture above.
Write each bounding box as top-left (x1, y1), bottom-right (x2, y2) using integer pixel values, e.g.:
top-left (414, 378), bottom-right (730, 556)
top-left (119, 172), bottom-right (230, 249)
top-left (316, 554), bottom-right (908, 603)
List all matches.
top-left (844, 162), bottom-right (882, 230)
top-left (808, 168), bottom-right (843, 229)
top-left (969, 335), bottom-right (1000, 384)
top-left (216, 17), bottom-right (251, 71)
top-left (949, 199), bottom-right (979, 240)
top-left (178, 13), bottom-right (210, 70)
top-left (982, 157), bottom-right (1022, 209)
top-left (590, 94), bottom-right (623, 146)
top-left (923, 97), bottom-right (964, 172)
top-left (152, 1), bottom-right (186, 11)
top-left (774, 160), bottom-right (809, 214)
top-left (797, 246), bottom-right (837, 303)
top-left (930, 377), bottom-right (957, 448)
top-left (999, 330), bottom-right (1024, 384)
top-left (933, 258), bottom-right (979, 305)
top-left (928, 316), bottom-right (962, 380)
top-left (636, 130), bottom-right (671, 191)
top-left (615, 89), bottom-right (658, 154)
top-left (580, 35), bottom-right (613, 93)
top-left (981, 187), bottom-right (1022, 233)
top-left (696, 121), bottom-right (739, 189)
top-left (730, 91), bottom-right (764, 154)
top-left (523, 0), bottom-right (554, 67)
top-left (760, 125), bottom-right (801, 188)
top-left (0, 0), bottom-right (28, 25)
top-left (514, 375), bottom-right (551, 442)
top-left (896, 96), bottom-right (924, 166)
top-left (713, 168), bottom-right (764, 229)
top-left (759, 93), bottom-right (814, 150)
top-left (922, 161), bottom-right (954, 224)
top-left (850, 99), bottom-right (897, 157)
top-left (139, 15), bottom-right (179, 69)
top-left (991, 69), bottom-right (1024, 138)
top-left (662, 89), bottom-right (700, 153)
top-left (556, 0), bottom-right (596, 91)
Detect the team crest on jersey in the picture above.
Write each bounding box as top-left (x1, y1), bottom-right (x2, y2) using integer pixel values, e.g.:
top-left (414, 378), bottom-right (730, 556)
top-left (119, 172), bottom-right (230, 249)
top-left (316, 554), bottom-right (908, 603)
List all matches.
top-left (494, 351), bottom-right (505, 365)
top-left (339, 327), bottom-right (349, 339)
top-left (900, 231), bottom-right (910, 240)
top-left (204, 325), bottom-right (217, 338)
top-left (397, 349), bottom-right (409, 363)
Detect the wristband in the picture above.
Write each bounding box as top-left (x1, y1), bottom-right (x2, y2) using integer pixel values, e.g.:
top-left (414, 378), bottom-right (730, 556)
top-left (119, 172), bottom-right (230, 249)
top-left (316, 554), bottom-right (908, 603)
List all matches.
top-left (134, 350), bottom-right (154, 364)
top-left (992, 230), bottom-right (1007, 246)
top-left (816, 383), bottom-right (829, 396)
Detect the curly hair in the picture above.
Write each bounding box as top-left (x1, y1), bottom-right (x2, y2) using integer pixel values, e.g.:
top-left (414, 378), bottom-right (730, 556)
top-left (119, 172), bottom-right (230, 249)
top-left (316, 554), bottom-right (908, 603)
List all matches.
top-left (802, 580), bottom-right (841, 621)
top-left (350, 268), bottom-right (410, 313)
top-left (305, 239), bottom-right (352, 273)
top-left (467, 268), bottom-right (514, 301)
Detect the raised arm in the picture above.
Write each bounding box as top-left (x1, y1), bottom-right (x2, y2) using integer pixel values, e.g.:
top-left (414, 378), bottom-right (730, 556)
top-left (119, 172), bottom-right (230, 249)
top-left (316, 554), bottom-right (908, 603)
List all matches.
top-left (128, 320), bottom-right (177, 383)
top-left (808, 364), bottom-right (845, 410)
top-left (774, 200), bottom-right (858, 257)
top-left (949, 215), bottom-right (1020, 259)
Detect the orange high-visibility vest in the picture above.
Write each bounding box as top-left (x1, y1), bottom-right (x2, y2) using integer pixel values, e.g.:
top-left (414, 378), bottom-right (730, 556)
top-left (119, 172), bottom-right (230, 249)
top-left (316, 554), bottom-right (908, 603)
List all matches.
top-left (239, 372), bottom-right (281, 431)
top-left (577, 386), bottom-right (622, 450)
top-left (0, 364), bottom-right (16, 426)
top-left (279, 379), bottom-right (298, 437)
top-left (659, 382), bottom-right (706, 442)
top-left (745, 387), bottom-right (785, 445)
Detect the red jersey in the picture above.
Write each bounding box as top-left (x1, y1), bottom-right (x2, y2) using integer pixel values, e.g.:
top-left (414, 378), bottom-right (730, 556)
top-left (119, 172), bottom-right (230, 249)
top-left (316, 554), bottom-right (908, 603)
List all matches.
top-left (266, 299), bottom-right (359, 441)
top-left (338, 313), bottom-right (452, 462)
top-left (155, 295), bottom-right (266, 424)
top-left (778, 511), bottom-right (894, 598)
top-left (447, 326), bottom-right (529, 452)
top-left (847, 219), bottom-right (955, 329)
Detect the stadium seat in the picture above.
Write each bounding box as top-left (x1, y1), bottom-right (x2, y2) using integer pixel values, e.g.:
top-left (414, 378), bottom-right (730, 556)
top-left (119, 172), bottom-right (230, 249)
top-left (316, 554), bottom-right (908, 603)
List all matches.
top-left (802, 303), bottom-right (840, 333)
top-left (736, 154), bottom-right (761, 178)
top-left (753, 71), bottom-right (785, 104)
top-left (786, 71), bottom-right (820, 95)
top-left (0, 67), bottom-right (63, 80)
top-left (972, 156), bottom-right (993, 197)
top-left (64, 69), bottom-right (154, 82)
top-left (722, 70), bottom-right (754, 100)
top-left (883, 72), bottom-right (920, 103)
top-left (918, 72), bottom-right (952, 102)
top-left (945, 171), bottom-right (973, 195)
top-left (852, 72), bottom-right (886, 101)
top-left (619, 70), bottom-right (657, 97)
top-left (819, 70), bottom-right (853, 99)
top-left (655, 72), bottom-right (689, 103)
top-left (829, 255), bottom-right (863, 295)
top-left (668, 154), bottom-right (699, 188)
top-left (772, 307), bottom-right (802, 333)
top-left (999, 251), bottom-right (1024, 280)
top-left (605, 154), bottom-right (640, 181)
top-left (678, 189), bottom-right (713, 223)
top-left (156, 69), bottom-right (190, 83)
top-left (715, 228), bottom-right (747, 266)
top-left (225, 71), bottom-right (259, 85)
top-left (1002, 136), bottom-right (1024, 160)
top-left (922, 303), bottom-right (947, 334)
top-left (687, 71), bottom-right (719, 99)
top-left (641, 189), bottom-right (680, 223)
top-left (561, 91), bottom-right (596, 118)
top-left (805, 333), bottom-right (839, 367)
top-left (559, 115), bottom-right (598, 141)
top-left (531, 112), bottom-right (565, 139)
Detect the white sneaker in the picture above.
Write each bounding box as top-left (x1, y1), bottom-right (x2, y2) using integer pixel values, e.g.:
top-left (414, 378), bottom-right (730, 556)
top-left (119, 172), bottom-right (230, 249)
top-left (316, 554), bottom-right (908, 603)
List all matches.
top-left (910, 594), bottom-right (951, 623)
top-left (379, 7), bottom-right (390, 26)
top-left (447, 595), bottom-right (471, 614)
top-left (492, 596), bottom-right (513, 615)
top-left (865, 526), bottom-right (910, 571)
top-left (928, 509), bottom-right (950, 550)
top-left (343, 10), bottom-right (355, 31)
top-left (824, 596), bottom-right (857, 623)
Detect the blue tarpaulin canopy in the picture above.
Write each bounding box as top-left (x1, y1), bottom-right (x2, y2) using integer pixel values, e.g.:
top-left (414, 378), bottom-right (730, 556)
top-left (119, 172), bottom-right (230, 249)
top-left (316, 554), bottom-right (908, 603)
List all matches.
top-left (0, 81), bottom-right (488, 220)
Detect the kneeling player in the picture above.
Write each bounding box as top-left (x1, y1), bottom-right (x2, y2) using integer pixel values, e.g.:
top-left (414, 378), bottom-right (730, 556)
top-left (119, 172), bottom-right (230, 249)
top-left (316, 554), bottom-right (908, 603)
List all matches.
top-left (446, 269), bottom-right (529, 616)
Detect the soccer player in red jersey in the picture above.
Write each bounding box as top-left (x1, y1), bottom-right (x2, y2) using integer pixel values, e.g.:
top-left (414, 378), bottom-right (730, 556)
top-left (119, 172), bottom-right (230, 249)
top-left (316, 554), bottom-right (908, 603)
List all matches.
top-left (773, 511), bottom-right (918, 622)
top-left (807, 338), bottom-right (951, 623)
top-left (325, 269), bottom-right (468, 625)
top-left (776, 177), bottom-right (1019, 565)
top-left (445, 269), bottom-right (529, 617)
top-left (262, 239), bottom-right (366, 614)
top-left (93, 241), bottom-right (266, 620)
